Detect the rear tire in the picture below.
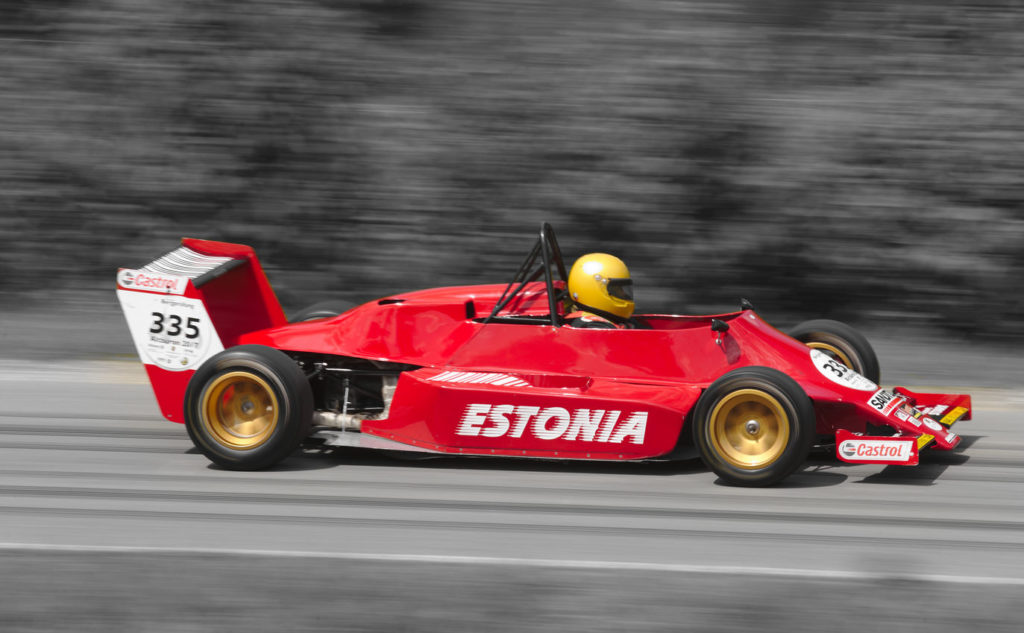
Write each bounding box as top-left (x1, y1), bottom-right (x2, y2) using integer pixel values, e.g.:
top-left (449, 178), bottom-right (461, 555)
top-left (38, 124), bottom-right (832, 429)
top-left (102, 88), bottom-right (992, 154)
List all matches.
top-left (289, 299), bottom-right (356, 322)
top-left (185, 345), bottom-right (313, 470)
top-left (693, 367), bottom-right (815, 486)
top-left (789, 319), bottom-right (880, 384)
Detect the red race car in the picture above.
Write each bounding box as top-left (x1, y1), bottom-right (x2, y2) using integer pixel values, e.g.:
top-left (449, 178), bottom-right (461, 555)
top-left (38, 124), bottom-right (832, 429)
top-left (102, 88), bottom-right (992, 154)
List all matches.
top-left (116, 224), bottom-right (970, 486)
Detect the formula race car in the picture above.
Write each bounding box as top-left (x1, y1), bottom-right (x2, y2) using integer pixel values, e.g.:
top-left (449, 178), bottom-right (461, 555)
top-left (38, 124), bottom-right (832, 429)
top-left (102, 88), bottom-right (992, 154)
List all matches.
top-left (116, 224), bottom-right (970, 486)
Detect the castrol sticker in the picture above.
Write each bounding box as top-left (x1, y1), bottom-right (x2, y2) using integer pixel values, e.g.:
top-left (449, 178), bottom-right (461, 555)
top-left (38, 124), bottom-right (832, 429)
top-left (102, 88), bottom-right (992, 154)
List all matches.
top-left (836, 430), bottom-right (918, 465)
top-left (117, 269), bottom-right (188, 295)
top-left (809, 349), bottom-right (877, 391)
top-left (116, 289), bottom-right (223, 371)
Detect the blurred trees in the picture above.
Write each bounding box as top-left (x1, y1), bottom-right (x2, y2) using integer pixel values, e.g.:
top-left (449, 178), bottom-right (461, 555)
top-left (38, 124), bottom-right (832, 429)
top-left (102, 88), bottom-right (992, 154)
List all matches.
top-left (1, 0), bottom-right (1022, 335)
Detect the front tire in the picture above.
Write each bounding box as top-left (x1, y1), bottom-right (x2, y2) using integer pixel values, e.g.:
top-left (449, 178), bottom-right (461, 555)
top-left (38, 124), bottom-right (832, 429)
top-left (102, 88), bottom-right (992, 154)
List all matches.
top-left (185, 345), bottom-right (313, 470)
top-left (789, 319), bottom-right (880, 384)
top-left (693, 367), bottom-right (815, 486)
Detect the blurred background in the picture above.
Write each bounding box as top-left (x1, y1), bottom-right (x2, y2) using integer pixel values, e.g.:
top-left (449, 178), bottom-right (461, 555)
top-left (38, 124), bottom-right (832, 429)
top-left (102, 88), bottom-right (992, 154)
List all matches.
top-left (3, 5), bottom-right (1024, 631)
top-left (2, 0), bottom-right (1023, 355)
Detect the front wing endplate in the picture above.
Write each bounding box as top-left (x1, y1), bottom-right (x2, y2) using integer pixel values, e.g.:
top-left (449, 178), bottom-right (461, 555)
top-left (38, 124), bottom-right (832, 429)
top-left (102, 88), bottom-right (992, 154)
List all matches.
top-left (836, 429), bottom-right (919, 466)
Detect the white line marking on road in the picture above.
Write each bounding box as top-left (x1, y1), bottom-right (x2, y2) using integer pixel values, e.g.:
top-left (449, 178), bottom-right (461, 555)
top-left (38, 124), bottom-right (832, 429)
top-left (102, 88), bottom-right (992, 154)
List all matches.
top-left (1, 542), bottom-right (1022, 586)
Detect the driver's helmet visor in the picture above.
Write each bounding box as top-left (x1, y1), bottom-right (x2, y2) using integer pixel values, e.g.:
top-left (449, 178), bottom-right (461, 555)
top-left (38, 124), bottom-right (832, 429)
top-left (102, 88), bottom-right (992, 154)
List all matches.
top-left (607, 278), bottom-right (633, 301)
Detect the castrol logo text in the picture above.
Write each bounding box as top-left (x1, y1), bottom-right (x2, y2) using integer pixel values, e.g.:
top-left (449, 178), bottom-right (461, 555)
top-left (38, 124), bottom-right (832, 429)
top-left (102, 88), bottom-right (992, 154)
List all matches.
top-left (837, 438), bottom-right (915, 463)
top-left (117, 269), bottom-right (188, 295)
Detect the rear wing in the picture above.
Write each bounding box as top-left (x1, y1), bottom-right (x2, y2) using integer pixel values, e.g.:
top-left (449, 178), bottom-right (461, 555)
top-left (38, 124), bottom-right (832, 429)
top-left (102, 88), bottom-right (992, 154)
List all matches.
top-left (115, 239), bottom-right (286, 422)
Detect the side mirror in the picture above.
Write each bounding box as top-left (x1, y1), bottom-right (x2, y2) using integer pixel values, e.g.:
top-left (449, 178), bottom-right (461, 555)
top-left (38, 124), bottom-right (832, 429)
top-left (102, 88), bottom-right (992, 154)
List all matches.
top-left (740, 298), bottom-right (755, 311)
top-left (711, 318), bottom-right (729, 346)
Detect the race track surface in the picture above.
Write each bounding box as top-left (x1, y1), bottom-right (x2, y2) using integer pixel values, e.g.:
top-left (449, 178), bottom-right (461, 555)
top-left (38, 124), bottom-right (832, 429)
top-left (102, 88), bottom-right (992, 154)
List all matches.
top-left (0, 361), bottom-right (1022, 632)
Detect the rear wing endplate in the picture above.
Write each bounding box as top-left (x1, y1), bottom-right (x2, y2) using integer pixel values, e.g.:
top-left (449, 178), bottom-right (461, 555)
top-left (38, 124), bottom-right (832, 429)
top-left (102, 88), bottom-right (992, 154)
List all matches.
top-left (115, 239), bottom-right (286, 422)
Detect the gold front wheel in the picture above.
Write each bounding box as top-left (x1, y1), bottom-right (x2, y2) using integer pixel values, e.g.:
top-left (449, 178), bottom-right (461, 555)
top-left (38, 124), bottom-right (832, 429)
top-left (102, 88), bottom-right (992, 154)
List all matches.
top-left (708, 389), bottom-right (790, 470)
top-left (201, 371), bottom-right (280, 450)
top-left (694, 367), bottom-right (815, 487)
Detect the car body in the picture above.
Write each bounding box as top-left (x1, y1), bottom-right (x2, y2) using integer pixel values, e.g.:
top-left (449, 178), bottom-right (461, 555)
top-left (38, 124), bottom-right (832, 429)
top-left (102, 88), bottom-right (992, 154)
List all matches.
top-left (116, 224), bottom-right (970, 485)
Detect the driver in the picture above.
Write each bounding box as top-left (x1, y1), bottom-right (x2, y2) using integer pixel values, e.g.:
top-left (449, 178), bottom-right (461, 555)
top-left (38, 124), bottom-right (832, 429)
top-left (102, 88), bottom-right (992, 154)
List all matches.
top-left (565, 253), bottom-right (635, 329)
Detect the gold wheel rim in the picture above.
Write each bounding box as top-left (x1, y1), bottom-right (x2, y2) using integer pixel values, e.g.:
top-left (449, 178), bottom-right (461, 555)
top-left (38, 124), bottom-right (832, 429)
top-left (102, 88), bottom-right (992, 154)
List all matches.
top-left (201, 371), bottom-right (279, 450)
top-left (709, 389), bottom-right (790, 469)
top-left (806, 341), bottom-right (853, 368)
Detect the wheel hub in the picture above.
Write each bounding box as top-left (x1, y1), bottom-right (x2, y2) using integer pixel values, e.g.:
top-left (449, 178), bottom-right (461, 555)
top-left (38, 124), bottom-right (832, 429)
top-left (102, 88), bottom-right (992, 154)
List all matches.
top-left (708, 389), bottom-right (791, 470)
top-left (201, 371), bottom-right (279, 450)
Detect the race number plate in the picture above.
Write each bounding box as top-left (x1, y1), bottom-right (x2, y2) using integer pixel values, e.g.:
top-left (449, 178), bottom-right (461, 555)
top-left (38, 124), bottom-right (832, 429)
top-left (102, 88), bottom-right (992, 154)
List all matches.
top-left (116, 290), bottom-right (223, 371)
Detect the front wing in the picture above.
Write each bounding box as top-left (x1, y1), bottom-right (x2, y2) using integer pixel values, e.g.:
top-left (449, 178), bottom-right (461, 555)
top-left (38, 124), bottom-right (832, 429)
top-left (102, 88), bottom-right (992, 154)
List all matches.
top-left (834, 387), bottom-right (971, 465)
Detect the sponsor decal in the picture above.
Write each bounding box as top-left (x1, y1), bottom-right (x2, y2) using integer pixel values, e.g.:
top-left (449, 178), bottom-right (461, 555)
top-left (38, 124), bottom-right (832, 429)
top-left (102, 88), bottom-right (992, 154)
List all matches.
top-left (940, 406), bottom-right (968, 426)
top-left (918, 404), bottom-right (948, 417)
top-left (809, 349), bottom-right (877, 391)
top-left (116, 290), bottom-right (223, 371)
top-left (922, 417), bottom-right (944, 432)
top-left (837, 437), bottom-right (916, 463)
top-left (867, 389), bottom-right (906, 416)
top-left (455, 404), bottom-right (647, 445)
top-left (429, 371), bottom-right (529, 388)
top-left (895, 402), bottom-right (927, 426)
top-left (918, 427), bottom-right (956, 450)
top-left (117, 269), bottom-right (188, 295)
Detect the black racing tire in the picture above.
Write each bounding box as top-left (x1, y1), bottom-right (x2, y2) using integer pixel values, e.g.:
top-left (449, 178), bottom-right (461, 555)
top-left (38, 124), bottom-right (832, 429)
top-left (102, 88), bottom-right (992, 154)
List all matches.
top-left (789, 319), bottom-right (880, 384)
top-left (289, 299), bottom-right (356, 323)
top-left (693, 367), bottom-right (815, 487)
top-left (184, 345), bottom-right (313, 470)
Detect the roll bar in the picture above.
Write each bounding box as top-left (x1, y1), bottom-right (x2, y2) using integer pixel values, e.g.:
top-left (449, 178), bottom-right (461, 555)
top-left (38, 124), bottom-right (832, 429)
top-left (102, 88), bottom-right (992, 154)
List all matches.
top-left (484, 223), bottom-right (568, 327)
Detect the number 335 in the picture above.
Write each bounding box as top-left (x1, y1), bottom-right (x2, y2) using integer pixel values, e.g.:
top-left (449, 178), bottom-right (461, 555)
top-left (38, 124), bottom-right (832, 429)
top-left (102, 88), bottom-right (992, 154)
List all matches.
top-left (149, 312), bottom-right (200, 339)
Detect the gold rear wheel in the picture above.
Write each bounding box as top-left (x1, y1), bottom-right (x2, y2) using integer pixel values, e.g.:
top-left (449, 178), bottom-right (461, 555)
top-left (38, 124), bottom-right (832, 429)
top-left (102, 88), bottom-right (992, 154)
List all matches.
top-left (789, 319), bottom-right (880, 383)
top-left (806, 341), bottom-right (853, 369)
top-left (201, 371), bottom-right (280, 450)
top-left (185, 345), bottom-right (313, 471)
top-left (708, 389), bottom-right (790, 470)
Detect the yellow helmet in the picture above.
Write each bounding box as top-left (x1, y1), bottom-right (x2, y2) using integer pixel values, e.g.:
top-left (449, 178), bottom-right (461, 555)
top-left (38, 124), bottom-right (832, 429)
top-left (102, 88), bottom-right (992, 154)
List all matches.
top-left (568, 253), bottom-right (634, 319)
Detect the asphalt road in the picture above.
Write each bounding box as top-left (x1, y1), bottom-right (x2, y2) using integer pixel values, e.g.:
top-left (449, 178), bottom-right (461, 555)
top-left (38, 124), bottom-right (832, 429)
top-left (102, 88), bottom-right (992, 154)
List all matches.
top-left (0, 361), bottom-right (1022, 632)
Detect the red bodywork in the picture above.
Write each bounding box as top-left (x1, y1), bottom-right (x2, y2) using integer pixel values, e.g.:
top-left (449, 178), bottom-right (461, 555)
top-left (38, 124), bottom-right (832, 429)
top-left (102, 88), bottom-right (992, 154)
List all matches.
top-left (241, 283), bottom-right (967, 459)
top-left (118, 233), bottom-right (970, 464)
